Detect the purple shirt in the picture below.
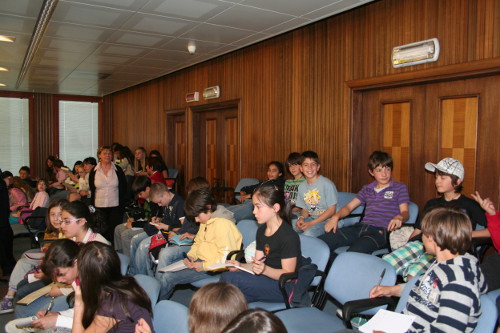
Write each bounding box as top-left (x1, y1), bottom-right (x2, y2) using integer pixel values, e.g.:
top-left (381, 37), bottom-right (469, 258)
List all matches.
top-left (356, 179), bottom-right (410, 228)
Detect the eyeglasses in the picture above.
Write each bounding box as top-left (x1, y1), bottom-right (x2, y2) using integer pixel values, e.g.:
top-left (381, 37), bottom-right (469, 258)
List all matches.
top-left (61, 218), bottom-right (81, 225)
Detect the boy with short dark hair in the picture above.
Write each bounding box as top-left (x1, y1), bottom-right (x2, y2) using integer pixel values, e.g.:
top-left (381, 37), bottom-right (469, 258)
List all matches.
top-left (18, 166), bottom-right (36, 188)
top-left (319, 151), bottom-right (410, 256)
top-left (371, 206), bottom-right (487, 332)
top-left (383, 157), bottom-right (487, 281)
top-left (157, 188), bottom-right (242, 300)
top-left (294, 151), bottom-right (338, 237)
top-left (134, 182), bottom-right (185, 276)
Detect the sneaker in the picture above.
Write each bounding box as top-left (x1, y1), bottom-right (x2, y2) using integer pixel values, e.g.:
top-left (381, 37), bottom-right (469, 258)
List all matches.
top-left (0, 297), bottom-right (14, 314)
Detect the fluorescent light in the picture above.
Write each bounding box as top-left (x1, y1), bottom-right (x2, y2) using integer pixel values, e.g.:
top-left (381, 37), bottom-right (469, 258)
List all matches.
top-left (0, 35), bottom-right (16, 42)
top-left (0, 67), bottom-right (8, 71)
top-left (0, 83), bottom-right (6, 86)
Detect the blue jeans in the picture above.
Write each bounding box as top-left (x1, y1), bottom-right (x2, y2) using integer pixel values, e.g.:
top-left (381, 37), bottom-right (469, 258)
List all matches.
top-left (134, 236), bottom-right (154, 276)
top-left (221, 271), bottom-right (291, 303)
top-left (155, 245), bottom-right (191, 280)
top-left (292, 216), bottom-right (328, 237)
top-left (318, 223), bottom-right (388, 255)
top-left (157, 267), bottom-right (212, 300)
top-left (129, 232), bottom-right (148, 275)
top-left (227, 200), bottom-right (255, 222)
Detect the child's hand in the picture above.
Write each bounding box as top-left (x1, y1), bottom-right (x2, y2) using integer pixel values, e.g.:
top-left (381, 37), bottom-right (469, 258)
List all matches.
top-left (471, 191), bottom-right (496, 216)
top-left (324, 217), bottom-right (339, 233)
top-left (387, 217), bottom-right (403, 231)
top-left (225, 260), bottom-right (240, 271)
top-left (180, 233), bottom-right (195, 240)
top-left (155, 222), bottom-right (169, 231)
top-left (31, 312), bottom-right (58, 329)
top-left (45, 286), bottom-right (62, 297)
top-left (135, 318), bottom-right (153, 333)
top-left (252, 256), bottom-right (266, 275)
top-left (34, 269), bottom-right (45, 280)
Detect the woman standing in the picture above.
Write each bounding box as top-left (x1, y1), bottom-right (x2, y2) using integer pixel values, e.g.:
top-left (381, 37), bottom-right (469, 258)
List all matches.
top-left (89, 146), bottom-right (128, 243)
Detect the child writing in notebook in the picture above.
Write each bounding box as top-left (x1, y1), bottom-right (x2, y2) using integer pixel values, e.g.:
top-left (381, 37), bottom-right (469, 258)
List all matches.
top-left (370, 206), bottom-right (487, 332)
top-left (221, 183), bottom-right (301, 302)
top-left (157, 188), bottom-right (242, 300)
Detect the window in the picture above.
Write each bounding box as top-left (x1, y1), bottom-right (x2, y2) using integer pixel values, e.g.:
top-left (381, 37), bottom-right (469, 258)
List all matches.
top-left (0, 97), bottom-right (30, 173)
top-left (59, 101), bottom-right (99, 169)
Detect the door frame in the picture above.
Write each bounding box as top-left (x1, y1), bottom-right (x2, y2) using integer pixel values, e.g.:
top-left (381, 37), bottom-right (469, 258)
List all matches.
top-left (186, 99), bottom-right (241, 184)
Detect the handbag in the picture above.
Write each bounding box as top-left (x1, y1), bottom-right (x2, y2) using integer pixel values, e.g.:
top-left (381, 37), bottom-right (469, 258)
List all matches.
top-left (148, 231), bottom-right (167, 261)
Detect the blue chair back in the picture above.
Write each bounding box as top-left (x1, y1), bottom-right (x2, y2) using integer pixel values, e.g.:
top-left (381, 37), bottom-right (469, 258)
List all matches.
top-left (326, 252), bottom-right (396, 315)
top-left (237, 219), bottom-right (259, 248)
top-left (406, 201), bottom-right (419, 225)
top-left (153, 300), bottom-right (189, 333)
top-left (472, 293), bottom-right (498, 332)
top-left (233, 178), bottom-right (260, 202)
top-left (394, 273), bottom-right (420, 313)
top-left (299, 235), bottom-right (329, 285)
top-left (168, 168), bottom-right (179, 179)
top-left (134, 274), bottom-right (161, 307)
top-left (336, 192), bottom-right (364, 228)
top-left (117, 252), bottom-right (130, 275)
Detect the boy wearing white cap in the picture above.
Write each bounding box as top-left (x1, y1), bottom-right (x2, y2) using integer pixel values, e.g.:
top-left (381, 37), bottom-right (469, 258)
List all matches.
top-left (383, 157), bottom-right (487, 281)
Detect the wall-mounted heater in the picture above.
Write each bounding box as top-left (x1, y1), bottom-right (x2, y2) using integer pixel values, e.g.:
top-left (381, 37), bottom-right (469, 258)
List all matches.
top-left (392, 38), bottom-right (440, 68)
top-left (203, 86), bottom-right (220, 99)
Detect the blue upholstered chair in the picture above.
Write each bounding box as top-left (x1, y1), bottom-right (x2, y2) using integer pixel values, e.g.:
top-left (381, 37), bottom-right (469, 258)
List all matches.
top-left (232, 178), bottom-right (260, 204)
top-left (134, 274), bottom-right (161, 307)
top-left (152, 300), bottom-right (189, 333)
top-left (276, 252), bottom-right (397, 333)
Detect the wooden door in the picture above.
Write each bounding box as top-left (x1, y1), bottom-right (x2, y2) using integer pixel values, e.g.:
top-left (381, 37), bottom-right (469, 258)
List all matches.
top-left (166, 112), bottom-right (186, 196)
top-left (192, 106), bottom-right (239, 198)
top-left (354, 75), bottom-right (500, 209)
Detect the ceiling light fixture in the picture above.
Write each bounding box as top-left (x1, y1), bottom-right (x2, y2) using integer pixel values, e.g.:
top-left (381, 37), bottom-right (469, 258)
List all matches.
top-left (0, 83), bottom-right (6, 87)
top-left (187, 41), bottom-right (196, 55)
top-left (0, 67), bottom-right (8, 71)
top-left (0, 35), bottom-right (16, 43)
top-left (16, 0), bottom-right (59, 88)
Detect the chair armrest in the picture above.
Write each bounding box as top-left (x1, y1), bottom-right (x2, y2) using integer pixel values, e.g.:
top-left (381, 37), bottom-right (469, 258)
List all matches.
top-left (226, 250), bottom-right (245, 262)
top-left (342, 297), bottom-right (395, 328)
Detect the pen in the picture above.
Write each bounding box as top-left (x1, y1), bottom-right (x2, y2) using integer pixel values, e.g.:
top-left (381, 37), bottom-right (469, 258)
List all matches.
top-left (183, 252), bottom-right (193, 263)
top-left (375, 268), bottom-right (386, 291)
top-left (45, 297), bottom-right (55, 315)
top-left (258, 256), bottom-right (267, 262)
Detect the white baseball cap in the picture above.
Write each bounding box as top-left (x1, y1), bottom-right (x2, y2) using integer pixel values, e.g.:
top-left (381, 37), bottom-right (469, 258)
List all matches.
top-left (425, 157), bottom-right (464, 180)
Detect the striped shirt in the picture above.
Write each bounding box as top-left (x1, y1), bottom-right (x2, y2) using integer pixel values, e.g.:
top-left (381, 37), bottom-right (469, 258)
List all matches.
top-left (356, 180), bottom-right (410, 228)
top-left (404, 253), bottom-right (487, 333)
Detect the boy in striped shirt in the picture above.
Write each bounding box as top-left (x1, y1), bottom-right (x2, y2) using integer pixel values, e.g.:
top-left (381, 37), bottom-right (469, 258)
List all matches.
top-left (319, 151), bottom-right (410, 258)
top-left (371, 206), bottom-right (487, 332)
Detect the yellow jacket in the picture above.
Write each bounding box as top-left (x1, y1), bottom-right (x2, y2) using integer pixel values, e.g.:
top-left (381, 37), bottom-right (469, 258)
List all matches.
top-left (188, 217), bottom-right (242, 270)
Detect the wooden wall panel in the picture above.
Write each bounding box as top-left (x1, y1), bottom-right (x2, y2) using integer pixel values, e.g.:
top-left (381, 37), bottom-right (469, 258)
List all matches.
top-left (105, 0), bottom-right (500, 198)
top-left (383, 103), bottom-right (411, 184)
top-left (440, 97), bottom-right (478, 197)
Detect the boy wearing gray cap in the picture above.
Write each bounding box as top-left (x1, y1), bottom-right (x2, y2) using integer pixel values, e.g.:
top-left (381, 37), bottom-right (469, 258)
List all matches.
top-left (383, 157), bottom-right (487, 281)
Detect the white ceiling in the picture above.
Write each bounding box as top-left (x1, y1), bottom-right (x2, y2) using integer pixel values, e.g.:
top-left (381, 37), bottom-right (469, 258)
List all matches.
top-left (0, 0), bottom-right (372, 96)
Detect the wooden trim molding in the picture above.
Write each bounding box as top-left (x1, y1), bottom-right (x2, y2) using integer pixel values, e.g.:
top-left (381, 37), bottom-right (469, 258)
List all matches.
top-left (346, 57), bottom-right (500, 90)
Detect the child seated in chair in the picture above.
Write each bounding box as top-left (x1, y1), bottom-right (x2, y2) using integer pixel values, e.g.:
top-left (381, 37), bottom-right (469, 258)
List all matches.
top-left (370, 206), bottom-right (487, 333)
top-left (319, 151), bottom-right (409, 256)
top-left (382, 157), bottom-right (487, 281)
